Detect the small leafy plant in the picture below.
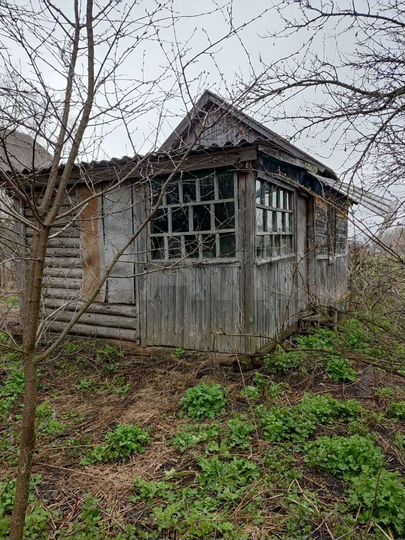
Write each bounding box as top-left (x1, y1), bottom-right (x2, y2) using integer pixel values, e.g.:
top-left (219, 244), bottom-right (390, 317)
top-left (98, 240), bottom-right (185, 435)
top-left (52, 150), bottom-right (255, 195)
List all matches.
top-left (305, 435), bottom-right (384, 481)
top-left (77, 378), bottom-right (96, 393)
top-left (387, 401), bottom-right (405, 420)
top-left (173, 347), bottom-right (186, 359)
top-left (180, 383), bottom-right (227, 420)
top-left (82, 424), bottom-right (149, 465)
top-left (348, 470), bottom-right (405, 537)
top-left (263, 346), bottom-right (306, 375)
top-left (325, 356), bottom-right (357, 383)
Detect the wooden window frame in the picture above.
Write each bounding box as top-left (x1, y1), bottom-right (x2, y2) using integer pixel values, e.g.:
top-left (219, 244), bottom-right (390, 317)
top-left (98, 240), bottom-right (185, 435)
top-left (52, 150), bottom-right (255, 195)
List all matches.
top-left (255, 178), bottom-right (295, 262)
top-left (149, 171), bottom-right (238, 262)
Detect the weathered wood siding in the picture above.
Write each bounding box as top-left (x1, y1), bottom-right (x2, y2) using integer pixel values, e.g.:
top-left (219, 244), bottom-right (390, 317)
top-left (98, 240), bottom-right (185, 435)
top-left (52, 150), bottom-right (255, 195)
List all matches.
top-left (140, 264), bottom-right (243, 352)
top-left (315, 255), bottom-right (348, 305)
top-left (253, 258), bottom-right (299, 350)
top-left (25, 191), bottom-right (139, 342)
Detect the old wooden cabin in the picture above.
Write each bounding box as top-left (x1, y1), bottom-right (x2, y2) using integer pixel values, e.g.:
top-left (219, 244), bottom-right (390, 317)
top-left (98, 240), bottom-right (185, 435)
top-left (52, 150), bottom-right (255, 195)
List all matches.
top-left (14, 91), bottom-right (377, 353)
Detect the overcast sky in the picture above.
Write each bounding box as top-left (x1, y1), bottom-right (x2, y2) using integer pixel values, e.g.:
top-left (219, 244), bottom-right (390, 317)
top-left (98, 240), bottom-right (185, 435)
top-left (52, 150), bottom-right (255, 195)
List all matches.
top-left (2, 0), bottom-right (401, 231)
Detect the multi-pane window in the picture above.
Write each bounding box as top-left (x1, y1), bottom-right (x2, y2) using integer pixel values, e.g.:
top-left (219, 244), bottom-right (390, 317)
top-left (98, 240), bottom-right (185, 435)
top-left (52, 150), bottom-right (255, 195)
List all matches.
top-left (150, 172), bottom-right (237, 260)
top-left (256, 180), bottom-right (294, 259)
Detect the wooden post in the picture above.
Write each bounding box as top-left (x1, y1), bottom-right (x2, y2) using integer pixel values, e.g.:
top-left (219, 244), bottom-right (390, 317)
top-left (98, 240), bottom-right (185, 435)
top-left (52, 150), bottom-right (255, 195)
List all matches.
top-left (238, 162), bottom-right (256, 353)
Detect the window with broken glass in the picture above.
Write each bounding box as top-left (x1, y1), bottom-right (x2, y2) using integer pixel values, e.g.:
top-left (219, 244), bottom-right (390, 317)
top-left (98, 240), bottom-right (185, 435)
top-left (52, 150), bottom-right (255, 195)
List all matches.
top-left (150, 172), bottom-right (237, 260)
top-left (256, 180), bottom-right (295, 260)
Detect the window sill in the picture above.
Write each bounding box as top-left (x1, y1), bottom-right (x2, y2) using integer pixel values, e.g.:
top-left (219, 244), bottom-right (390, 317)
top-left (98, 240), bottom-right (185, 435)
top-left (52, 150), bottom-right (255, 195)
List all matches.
top-left (148, 258), bottom-right (240, 268)
top-left (256, 254), bottom-right (296, 265)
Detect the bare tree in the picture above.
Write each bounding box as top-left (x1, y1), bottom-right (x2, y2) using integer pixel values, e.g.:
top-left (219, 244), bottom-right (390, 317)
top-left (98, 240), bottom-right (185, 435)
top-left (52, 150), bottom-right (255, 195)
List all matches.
top-left (239, 0), bottom-right (405, 200)
top-left (0, 1), bottom-right (272, 536)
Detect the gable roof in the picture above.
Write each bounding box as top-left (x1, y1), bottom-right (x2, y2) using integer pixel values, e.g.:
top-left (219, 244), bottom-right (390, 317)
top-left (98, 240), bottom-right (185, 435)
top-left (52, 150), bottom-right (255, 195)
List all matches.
top-left (0, 129), bottom-right (52, 174)
top-left (160, 89), bottom-right (337, 179)
top-left (160, 90), bottom-right (396, 217)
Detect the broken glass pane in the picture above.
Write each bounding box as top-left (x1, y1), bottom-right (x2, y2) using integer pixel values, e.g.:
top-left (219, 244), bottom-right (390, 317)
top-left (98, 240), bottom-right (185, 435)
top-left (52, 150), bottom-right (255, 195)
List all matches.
top-left (172, 207), bottom-right (189, 232)
top-left (200, 175), bottom-right (215, 201)
top-left (215, 202), bottom-right (235, 229)
top-left (193, 204), bottom-right (211, 231)
top-left (219, 233), bottom-right (235, 257)
top-left (218, 173), bottom-right (234, 199)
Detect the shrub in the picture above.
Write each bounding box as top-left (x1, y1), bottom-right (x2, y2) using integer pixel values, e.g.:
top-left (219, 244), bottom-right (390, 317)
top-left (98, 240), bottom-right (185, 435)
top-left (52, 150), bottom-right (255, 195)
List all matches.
top-left (132, 478), bottom-right (174, 503)
top-left (305, 435), bottom-right (384, 481)
top-left (325, 356), bottom-right (357, 383)
top-left (387, 401), bottom-right (405, 421)
top-left (180, 384), bottom-right (227, 420)
top-left (173, 347), bottom-right (185, 359)
top-left (348, 470), bottom-right (405, 537)
top-left (82, 424), bottom-right (149, 465)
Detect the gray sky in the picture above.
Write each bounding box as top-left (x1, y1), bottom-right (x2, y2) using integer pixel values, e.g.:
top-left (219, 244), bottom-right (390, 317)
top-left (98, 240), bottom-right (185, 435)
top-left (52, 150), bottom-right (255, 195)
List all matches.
top-left (2, 0), bottom-right (402, 231)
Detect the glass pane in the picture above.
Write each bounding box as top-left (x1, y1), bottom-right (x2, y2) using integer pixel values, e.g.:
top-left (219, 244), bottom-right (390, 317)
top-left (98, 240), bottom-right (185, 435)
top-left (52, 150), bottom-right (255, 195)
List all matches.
top-left (277, 211), bottom-right (283, 232)
top-left (287, 213), bottom-right (293, 232)
top-left (172, 207), bottom-right (189, 233)
top-left (282, 213), bottom-right (288, 232)
top-left (264, 210), bottom-right (270, 232)
top-left (255, 180), bottom-right (262, 204)
top-left (185, 235), bottom-right (199, 258)
top-left (219, 233), bottom-right (235, 257)
top-left (166, 182), bottom-right (180, 204)
top-left (215, 202), bottom-right (235, 229)
top-left (168, 237), bottom-right (182, 258)
top-left (264, 183), bottom-right (270, 206)
top-left (182, 180), bottom-right (196, 203)
top-left (151, 179), bottom-right (163, 205)
top-left (201, 234), bottom-right (216, 258)
top-left (218, 173), bottom-right (234, 199)
top-left (151, 208), bottom-right (168, 234)
top-left (271, 211), bottom-right (277, 232)
top-left (288, 192), bottom-right (293, 210)
top-left (279, 188), bottom-right (285, 208)
top-left (271, 185), bottom-right (277, 207)
top-left (200, 175), bottom-right (215, 201)
top-left (276, 188), bottom-right (281, 209)
top-left (256, 208), bottom-right (263, 232)
top-left (273, 235), bottom-right (280, 257)
top-left (256, 235), bottom-right (264, 258)
top-left (264, 235), bottom-right (272, 258)
top-left (151, 236), bottom-right (165, 259)
top-left (193, 204), bottom-right (211, 231)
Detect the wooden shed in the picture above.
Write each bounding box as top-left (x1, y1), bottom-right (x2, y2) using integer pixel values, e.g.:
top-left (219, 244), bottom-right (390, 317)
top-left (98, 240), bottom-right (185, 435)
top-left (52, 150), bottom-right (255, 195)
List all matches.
top-left (15, 91), bottom-right (365, 353)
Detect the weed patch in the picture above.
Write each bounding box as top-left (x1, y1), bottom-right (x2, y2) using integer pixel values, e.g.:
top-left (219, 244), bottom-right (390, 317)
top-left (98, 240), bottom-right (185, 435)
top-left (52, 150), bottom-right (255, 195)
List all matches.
top-left (82, 424), bottom-right (149, 465)
top-left (180, 383), bottom-right (227, 420)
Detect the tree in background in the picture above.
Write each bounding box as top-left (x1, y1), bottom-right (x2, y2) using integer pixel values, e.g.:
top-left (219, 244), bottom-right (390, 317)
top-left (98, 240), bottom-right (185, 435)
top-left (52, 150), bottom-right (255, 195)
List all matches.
top-left (241, 0), bottom-right (404, 207)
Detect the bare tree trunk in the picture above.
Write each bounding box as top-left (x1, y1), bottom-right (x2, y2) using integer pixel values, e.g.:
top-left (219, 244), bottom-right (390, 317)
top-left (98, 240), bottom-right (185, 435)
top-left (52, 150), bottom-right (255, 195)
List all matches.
top-left (10, 229), bottom-right (48, 540)
top-left (9, 357), bottom-right (38, 540)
